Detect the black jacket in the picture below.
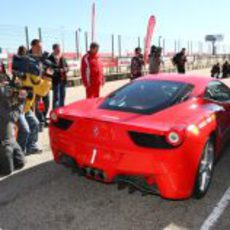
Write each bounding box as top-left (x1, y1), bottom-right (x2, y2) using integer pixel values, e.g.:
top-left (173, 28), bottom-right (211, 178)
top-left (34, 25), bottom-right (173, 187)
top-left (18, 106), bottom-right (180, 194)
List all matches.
top-left (48, 54), bottom-right (68, 85)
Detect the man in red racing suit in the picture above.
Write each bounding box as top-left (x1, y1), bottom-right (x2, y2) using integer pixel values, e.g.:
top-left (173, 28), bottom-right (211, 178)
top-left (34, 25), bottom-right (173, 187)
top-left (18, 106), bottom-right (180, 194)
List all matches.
top-left (81, 43), bottom-right (104, 98)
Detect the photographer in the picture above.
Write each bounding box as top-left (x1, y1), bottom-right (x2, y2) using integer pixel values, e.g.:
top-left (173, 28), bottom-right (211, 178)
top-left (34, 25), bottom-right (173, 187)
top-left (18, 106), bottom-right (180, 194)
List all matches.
top-left (12, 40), bottom-right (52, 154)
top-left (0, 78), bottom-right (26, 175)
top-left (149, 45), bottom-right (162, 74)
top-left (29, 39), bottom-right (50, 129)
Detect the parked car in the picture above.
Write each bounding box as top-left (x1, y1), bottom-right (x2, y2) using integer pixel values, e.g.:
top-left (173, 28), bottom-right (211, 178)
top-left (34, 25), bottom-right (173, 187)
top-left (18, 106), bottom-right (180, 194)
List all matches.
top-left (49, 74), bottom-right (230, 200)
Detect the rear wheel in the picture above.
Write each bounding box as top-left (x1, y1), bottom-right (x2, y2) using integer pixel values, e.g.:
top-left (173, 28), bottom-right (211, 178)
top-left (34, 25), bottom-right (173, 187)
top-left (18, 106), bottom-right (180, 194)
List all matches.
top-left (193, 139), bottom-right (215, 199)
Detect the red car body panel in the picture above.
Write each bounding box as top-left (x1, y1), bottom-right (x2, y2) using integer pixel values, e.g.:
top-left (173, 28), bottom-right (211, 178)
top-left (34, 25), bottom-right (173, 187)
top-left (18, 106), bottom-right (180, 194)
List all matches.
top-left (49, 74), bottom-right (230, 199)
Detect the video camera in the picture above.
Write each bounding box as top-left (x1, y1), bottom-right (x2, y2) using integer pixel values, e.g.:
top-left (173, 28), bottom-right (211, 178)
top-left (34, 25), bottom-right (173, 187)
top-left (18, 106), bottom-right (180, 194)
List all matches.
top-left (12, 52), bottom-right (58, 79)
top-left (0, 72), bottom-right (27, 109)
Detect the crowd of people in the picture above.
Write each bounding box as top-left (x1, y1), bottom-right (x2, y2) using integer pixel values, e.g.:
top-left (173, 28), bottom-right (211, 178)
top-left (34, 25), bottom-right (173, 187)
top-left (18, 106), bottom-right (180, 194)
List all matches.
top-left (211, 61), bottom-right (230, 79)
top-left (0, 39), bottom-right (70, 175)
top-left (130, 46), bottom-right (188, 79)
top-left (0, 39), bottom-right (228, 176)
top-left (0, 40), bottom-right (107, 175)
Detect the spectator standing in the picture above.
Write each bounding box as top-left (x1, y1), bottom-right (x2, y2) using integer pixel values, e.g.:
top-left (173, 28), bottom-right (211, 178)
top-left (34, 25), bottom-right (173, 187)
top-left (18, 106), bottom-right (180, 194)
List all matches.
top-left (17, 46), bottom-right (27, 56)
top-left (211, 63), bottom-right (221, 79)
top-left (173, 48), bottom-right (187, 74)
top-left (222, 61), bottom-right (230, 79)
top-left (28, 40), bottom-right (50, 128)
top-left (81, 42), bottom-right (104, 98)
top-left (49, 44), bottom-right (69, 109)
top-left (149, 45), bottom-right (162, 74)
top-left (130, 47), bottom-right (144, 80)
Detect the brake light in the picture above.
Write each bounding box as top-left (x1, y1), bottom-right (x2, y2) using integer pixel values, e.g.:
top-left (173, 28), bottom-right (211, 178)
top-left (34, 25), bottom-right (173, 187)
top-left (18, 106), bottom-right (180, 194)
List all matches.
top-left (166, 130), bottom-right (184, 146)
top-left (50, 111), bottom-right (58, 123)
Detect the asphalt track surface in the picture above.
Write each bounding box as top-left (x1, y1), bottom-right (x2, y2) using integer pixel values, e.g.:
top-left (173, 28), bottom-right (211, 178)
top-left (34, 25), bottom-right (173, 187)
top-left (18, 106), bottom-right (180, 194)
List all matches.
top-left (0, 69), bottom-right (230, 230)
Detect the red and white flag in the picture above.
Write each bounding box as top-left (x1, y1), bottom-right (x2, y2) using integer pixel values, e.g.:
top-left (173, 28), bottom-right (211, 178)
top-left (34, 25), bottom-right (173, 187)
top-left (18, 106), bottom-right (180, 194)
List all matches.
top-left (144, 16), bottom-right (156, 64)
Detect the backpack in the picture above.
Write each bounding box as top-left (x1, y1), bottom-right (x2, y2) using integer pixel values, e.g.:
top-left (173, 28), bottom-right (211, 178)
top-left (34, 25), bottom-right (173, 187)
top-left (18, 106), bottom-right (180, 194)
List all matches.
top-left (172, 53), bottom-right (179, 65)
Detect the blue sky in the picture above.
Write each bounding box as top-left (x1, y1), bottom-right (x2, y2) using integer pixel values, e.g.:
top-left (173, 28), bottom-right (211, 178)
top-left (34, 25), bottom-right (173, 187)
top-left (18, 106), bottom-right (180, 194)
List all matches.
top-left (1, 0), bottom-right (229, 52)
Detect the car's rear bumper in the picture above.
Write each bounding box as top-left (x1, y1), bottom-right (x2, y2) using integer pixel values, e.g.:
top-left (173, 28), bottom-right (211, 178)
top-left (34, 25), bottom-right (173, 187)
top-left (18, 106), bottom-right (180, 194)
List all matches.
top-left (49, 125), bottom-right (205, 200)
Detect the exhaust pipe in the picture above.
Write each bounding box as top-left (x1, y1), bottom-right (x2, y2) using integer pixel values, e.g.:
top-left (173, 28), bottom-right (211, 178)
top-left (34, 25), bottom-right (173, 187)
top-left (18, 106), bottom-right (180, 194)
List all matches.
top-left (98, 172), bottom-right (105, 180)
top-left (84, 167), bottom-right (106, 181)
top-left (59, 154), bottom-right (77, 168)
top-left (90, 169), bottom-right (96, 177)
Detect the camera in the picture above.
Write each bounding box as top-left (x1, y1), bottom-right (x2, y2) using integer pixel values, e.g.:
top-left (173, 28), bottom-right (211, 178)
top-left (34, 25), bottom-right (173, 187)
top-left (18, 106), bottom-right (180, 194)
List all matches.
top-left (0, 73), bottom-right (27, 108)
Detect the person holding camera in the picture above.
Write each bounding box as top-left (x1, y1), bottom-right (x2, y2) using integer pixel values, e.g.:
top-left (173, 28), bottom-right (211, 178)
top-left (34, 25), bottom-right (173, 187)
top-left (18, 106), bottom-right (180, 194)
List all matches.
top-left (149, 45), bottom-right (162, 74)
top-left (0, 79), bottom-right (26, 175)
top-left (13, 40), bottom-right (52, 154)
top-left (48, 44), bottom-right (69, 109)
top-left (12, 43), bottom-right (42, 155)
top-left (28, 39), bottom-right (51, 129)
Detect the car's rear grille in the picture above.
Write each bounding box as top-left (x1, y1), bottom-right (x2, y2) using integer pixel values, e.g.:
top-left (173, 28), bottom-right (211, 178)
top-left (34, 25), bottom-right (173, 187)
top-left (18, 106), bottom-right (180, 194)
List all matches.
top-left (52, 118), bottom-right (74, 130)
top-left (129, 131), bottom-right (174, 149)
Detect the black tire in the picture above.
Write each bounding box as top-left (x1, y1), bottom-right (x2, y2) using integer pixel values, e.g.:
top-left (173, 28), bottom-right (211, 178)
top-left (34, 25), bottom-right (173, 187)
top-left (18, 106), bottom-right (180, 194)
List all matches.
top-left (193, 139), bottom-right (215, 199)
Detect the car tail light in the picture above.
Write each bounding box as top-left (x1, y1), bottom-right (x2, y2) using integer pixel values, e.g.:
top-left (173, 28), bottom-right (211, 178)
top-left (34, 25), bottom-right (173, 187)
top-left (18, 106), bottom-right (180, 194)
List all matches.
top-left (50, 111), bottom-right (58, 123)
top-left (166, 129), bottom-right (184, 147)
top-left (129, 131), bottom-right (174, 149)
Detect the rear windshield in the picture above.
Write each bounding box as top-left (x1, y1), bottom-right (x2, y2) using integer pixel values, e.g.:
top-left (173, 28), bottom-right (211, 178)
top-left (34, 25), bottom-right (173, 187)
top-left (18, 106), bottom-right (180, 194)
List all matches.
top-left (100, 80), bottom-right (194, 114)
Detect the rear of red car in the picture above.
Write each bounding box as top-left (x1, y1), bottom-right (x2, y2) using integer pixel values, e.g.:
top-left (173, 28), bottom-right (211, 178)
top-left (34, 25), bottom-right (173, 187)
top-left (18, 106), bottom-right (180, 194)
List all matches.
top-left (49, 77), bottom-right (219, 199)
top-left (49, 100), bottom-right (216, 199)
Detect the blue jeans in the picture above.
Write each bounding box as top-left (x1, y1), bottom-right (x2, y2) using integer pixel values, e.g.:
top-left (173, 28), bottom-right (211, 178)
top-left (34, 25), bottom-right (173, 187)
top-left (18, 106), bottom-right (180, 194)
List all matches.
top-left (53, 83), bottom-right (66, 109)
top-left (18, 113), bottom-right (30, 152)
top-left (19, 110), bottom-right (39, 152)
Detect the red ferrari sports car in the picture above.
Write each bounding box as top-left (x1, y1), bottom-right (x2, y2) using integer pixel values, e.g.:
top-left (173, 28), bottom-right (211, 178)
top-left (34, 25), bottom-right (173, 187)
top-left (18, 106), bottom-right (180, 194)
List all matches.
top-left (49, 74), bottom-right (230, 200)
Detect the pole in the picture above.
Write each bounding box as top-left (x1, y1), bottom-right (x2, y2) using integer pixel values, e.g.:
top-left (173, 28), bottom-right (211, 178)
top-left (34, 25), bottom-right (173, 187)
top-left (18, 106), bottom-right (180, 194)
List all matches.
top-left (91, 2), bottom-right (96, 42)
top-left (25, 26), bottom-right (30, 50)
top-left (61, 28), bottom-right (65, 53)
top-left (85, 31), bottom-right (89, 52)
top-left (174, 40), bottom-right (177, 53)
top-left (158, 36), bottom-right (162, 47)
top-left (190, 41), bottom-right (193, 55)
top-left (75, 30), bottom-right (80, 59)
top-left (111, 34), bottom-right (115, 58)
top-left (38, 27), bottom-right (42, 42)
top-left (163, 39), bottom-right (166, 56)
top-left (138, 36), bottom-right (141, 48)
top-left (177, 40), bottom-right (181, 52)
top-left (187, 41), bottom-right (190, 55)
top-left (118, 35), bottom-right (122, 57)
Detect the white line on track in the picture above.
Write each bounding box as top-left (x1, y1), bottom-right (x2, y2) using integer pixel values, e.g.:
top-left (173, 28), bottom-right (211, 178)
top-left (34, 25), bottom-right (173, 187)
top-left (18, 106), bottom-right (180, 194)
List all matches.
top-left (201, 186), bottom-right (230, 230)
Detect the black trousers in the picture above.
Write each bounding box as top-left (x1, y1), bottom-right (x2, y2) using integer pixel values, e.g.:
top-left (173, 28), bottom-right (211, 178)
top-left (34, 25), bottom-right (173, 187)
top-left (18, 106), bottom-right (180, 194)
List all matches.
top-left (0, 141), bottom-right (25, 175)
top-left (177, 65), bottom-right (186, 74)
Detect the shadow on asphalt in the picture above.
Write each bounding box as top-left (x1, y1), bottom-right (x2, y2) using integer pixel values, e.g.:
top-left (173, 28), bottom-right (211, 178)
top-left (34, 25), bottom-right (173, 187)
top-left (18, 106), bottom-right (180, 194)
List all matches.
top-left (0, 146), bottom-right (230, 230)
